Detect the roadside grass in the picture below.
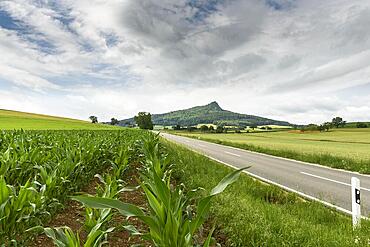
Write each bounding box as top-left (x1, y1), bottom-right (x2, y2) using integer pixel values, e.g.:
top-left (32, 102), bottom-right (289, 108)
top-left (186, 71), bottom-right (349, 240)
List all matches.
top-left (171, 129), bottom-right (370, 174)
top-left (164, 141), bottom-right (370, 246)
top-left (0, 109), bottom-right (119, 130)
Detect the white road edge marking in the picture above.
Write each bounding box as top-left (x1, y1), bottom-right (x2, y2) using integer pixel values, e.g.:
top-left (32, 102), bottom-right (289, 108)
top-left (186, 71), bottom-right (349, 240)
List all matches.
top-left (301, 171), bottom-right (370, 192)
top-left (224, 151), bottom-right (241, 157)
top-left (203, 154), bottom-right (368, 220)
top-left (162, 137), bottom-right (369, 220)
top-left (160, 132), bottom-right (370, 178)
top-left (160, 133), bottom-right (369, 219)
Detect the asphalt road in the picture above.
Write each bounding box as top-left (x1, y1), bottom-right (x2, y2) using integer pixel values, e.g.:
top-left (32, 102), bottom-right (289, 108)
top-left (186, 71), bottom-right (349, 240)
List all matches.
top-left (160, 132), bottom-right (370, 217)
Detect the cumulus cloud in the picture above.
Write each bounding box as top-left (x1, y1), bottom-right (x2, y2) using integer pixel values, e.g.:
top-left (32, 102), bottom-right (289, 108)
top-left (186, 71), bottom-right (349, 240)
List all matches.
top-left (0, 0), bottom-right (369, 124)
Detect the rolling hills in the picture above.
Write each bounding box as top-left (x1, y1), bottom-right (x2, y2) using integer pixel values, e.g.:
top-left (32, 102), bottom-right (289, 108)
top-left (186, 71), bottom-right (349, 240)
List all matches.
top-left (0, 109), bottom-right (118, 130)
top-left (119, 101), bottom-right (291, 127)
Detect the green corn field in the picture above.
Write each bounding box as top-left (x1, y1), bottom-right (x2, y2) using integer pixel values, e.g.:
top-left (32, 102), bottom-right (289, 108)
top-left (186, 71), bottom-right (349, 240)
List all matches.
top-left (1, 129), bottom-right (369, 246)
top-left (0, 129), bottom-right (243, 246)
top-left (0, 129), bottom-right (144, 245)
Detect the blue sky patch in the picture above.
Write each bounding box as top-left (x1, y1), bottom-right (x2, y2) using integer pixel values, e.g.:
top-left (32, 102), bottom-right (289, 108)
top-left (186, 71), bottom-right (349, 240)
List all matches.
top-left (0, 8), bottom-right (59, 54)
top-left (265, 0), bottom-right (295, 10)
top-left (0, 9), bottom-right (26, 31)
top-left (102, 32), bottom-right (120, 48)
top-left (186, 0), bottom-right (226, 23)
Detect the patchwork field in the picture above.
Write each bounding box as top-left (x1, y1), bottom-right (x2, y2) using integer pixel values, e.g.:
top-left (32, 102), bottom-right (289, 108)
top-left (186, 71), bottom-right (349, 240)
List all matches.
top-left (172, 128), bottom-right (370, 173)
top-left (0, 109), bottom-right (118, 130)
top-left (1, 111), bottom-right (369, 246)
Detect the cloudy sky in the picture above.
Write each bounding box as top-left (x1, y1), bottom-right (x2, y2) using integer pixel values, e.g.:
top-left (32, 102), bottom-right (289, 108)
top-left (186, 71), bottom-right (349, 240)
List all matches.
top-left (0, 0), bottom-right (369, 124)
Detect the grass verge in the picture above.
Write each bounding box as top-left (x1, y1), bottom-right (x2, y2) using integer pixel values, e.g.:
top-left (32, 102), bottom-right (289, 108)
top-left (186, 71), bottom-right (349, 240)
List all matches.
top-left (164, 141), bottom-right (370, 246)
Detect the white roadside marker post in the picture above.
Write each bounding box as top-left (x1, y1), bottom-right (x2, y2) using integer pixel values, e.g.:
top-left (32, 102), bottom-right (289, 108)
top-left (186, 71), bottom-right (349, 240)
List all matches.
top-left (351, 177), bottom-right (361, 229)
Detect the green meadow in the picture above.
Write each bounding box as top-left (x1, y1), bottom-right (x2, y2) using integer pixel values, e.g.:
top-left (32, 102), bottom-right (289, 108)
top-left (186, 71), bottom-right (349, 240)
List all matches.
top-left (172, 128), bottom-right (370, 173)
top-left (0, 109), bottom-right (118, 130)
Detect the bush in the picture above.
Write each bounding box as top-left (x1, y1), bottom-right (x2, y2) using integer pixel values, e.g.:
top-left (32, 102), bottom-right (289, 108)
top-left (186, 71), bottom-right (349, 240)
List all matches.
top-left (249, 124), bottom-right (258, 129)
top-left (357, 122), bottom-right (368, 128)
top-left (187, 126), bottom-right (197, 132)
top-left (200, 125), bottom-right (209, 132)
top-left (304, 124), bottom-right (319, 131)
top-left (216, 126), bottom-right (224, 133)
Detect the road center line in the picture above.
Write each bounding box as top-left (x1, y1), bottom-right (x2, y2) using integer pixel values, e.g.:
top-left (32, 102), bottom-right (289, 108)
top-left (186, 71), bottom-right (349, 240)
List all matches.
top-left (198, 144), bottom-right (206, 147)
top-left (301, 172), bottom-right (370, 192)
top-left (224, 151), bottom-right (241, 157)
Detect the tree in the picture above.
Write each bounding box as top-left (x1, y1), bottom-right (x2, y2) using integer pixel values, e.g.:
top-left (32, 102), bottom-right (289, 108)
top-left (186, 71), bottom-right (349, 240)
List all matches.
top-left (110, 118), bottom-right (119, 125)
top-left (173, 124), bottom-right (181, 130)
top-left (317, 122), bottom-right (331, 132)
top-left (323, 122), bottom-right (332, 131)
top-left (216, 125), bottom-right (224, 133)
top-left (134, 112), bottom-right (153, 130)
top-left (89, 116), bottom-right (98, 124)
top-left (306, 124), bottom-right (318, 131)
top-left (187, 126), bottom-right (196, 132)
top-left (200, 125), bottom-right (209, 132)
top-left (332, 117), bottom-right (346, 128)
top-left (249, 124), bottom-right (257, 130)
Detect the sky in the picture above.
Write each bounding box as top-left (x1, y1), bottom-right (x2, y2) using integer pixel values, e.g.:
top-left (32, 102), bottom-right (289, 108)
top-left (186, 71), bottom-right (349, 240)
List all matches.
top-left (0, 0), bottom-right (370, 125)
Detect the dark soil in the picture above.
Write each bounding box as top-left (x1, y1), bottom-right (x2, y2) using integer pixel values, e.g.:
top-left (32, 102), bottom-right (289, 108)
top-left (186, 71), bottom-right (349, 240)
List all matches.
top-left (28, 162), bottom-right (229, 247)
top-left (29, 164), bottom-right (150, 247)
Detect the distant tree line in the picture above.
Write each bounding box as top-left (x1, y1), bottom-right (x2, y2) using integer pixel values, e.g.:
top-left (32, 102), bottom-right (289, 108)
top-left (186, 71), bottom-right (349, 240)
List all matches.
top-left (91, 113), bottom-right (369, 132)
top-left (301, 117), bottom-right (346, 132)
top-left (171, 124), bottom-right (250, 134)
top-left (356, 122), bottom-right (368, 128)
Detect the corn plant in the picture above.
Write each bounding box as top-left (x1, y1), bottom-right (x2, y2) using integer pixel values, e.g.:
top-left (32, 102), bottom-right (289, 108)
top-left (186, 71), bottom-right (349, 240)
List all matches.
top-left (0, 129), bottom-right (147, 244)
top-left (0, 176), bottom-right (47, 244)
top-left (42, 223), bottom-right (114, 247)
top-left (111, 146), bottom-right (130, 179)
top-left (84, 174), bottom-right (123, 232)
top-left (34, 165), bottom-right (63, 213)
top-left (39, 173), bottom-right (123, 246)
top-left (73, 167), bottom-right (246, 246)
top-left (140, 134), bottom-right (172, 179)
top-left (73, 134), bottom-right (248, 246)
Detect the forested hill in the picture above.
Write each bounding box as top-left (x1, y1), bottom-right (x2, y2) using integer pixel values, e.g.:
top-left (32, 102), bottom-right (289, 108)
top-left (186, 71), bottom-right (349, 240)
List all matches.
top-left (119, 101), bottom-right (291, 127)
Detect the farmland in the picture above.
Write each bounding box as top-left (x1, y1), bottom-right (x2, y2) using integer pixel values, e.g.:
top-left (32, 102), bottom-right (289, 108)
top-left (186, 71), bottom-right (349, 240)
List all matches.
top-left (1, 112), bottom-right (369, 246)
top-left (0, 109), bottom-right (118, 130)
top-left (0, 129), bottom-right (146, 244)
top-left (171, 128), bottom-right (370, 173)
top-left (0, 126), bottom-right (245, 246)
top-left (2, 129), bottom-right (369, 246)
